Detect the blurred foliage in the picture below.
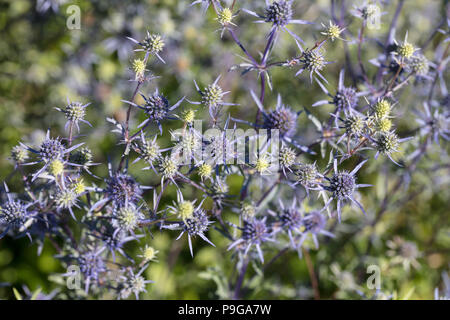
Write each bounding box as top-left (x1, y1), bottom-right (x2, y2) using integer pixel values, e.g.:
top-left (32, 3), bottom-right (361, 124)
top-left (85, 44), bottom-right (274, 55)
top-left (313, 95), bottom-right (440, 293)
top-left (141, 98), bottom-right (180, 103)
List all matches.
top-left (0, 0), bottom-right (449, 299)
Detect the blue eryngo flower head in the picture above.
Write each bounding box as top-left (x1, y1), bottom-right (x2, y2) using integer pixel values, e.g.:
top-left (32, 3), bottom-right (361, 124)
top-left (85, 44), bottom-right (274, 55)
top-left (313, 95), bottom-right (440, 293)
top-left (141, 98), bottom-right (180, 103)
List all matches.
top-left (179, 109), bottom-right (196, 125)
top-left (323, 159), bottom-right (371, 222)
top-left (228, 217), bottom-right (273, 263)
top-left (393, 32), bottom-right (417, 60)
top-left (119, 268), bottom-right (153, 300)
top-left (0, 184), bottom-right (34, 237)
top-left (253, 153), bottom-right (272, 175)
top-left (374, 117), bottom-right (392, 133)
top-left (130, 58), bottom-right (149, 82)
top-left (415, 102), bottom-right (450, 144)
top-left (374, 131), bottom-right (411, 166)
top-left (298, 211), bottom-right (334, 250)
top-left (69, 147), bottom-right (99, 177)
top-left (279, 146), bottom-right (296, 172)
top-left (113, 204), bottom-right (144, 233)
top-left (10, 145), bottom-right (29, 166)
top-left (70, 147), bottom-right (93, 167)
top-left (211, 176), bottom-right (229, 200)
top-left (191, 75), bottom-right (236, 119)
top-left (157, 155), bottom-right (179, 184)
top-left (133, 132), bottom-right (160, 169)
top-left (105, 172), bottom-right (143, 207)
top-left (339, 114), bottom-right (366, 141)
top-left (21, 130), bottom-right (84, 181)
top-left (251, 92), bottom-right (298, 138)
top-left (169, 192), bottom-right (196, 221)
top-left (39, 136), bottom-right (65, 162)
top-left (240, 202), bottom-right (257, 221)
top-left (125, 89), bottom-right (184, 134)
top-left (294, 163), bottom-right (321, 190)
top-left (406, 54), bottom-right (431, 78)
top-left (24, 130), bottom-right (83, 164)
top-left (244, 0), bottom-right (312, 41)
top-left (53, 187), bottom-right (79, 219)
top-left (138, 245), bottom-right (159, 263)
top-left (197, 163), bottom-right (213, 181)
top-left (313, 69), bottom-right (363, 116)
top-left (333, 86), bottom-right (358, 112)
top-left (264, 0), bottom-right (293, 27)
top-left (372, 98), bottom-right (392, 119)
top-left (293, 41), bottom-right (332, 84)
top-left (270, 199), bottom-right (303, 248)
top-left (299, 49), bottom-right (328, 82)
top-left (165, 196), bottom-right (214, 257)
top-left (181, 208), bottom-right (215, 255)
top-left (352, 2), bottom-right (381, 22)
top-left (127, 31), bottom-right (165, 63)
top-left (55, 99), bottom-right (91, 132)
top-left (77, 248), bottom-right (107, 293)
top-left (321, 21), bottom-right (345, 41)
top-left (387, 236), bottom-right (422, 272)
top-left (217, 7), bottom-right (235, 27)
top-left (171, 129), bottom-right (202, 161)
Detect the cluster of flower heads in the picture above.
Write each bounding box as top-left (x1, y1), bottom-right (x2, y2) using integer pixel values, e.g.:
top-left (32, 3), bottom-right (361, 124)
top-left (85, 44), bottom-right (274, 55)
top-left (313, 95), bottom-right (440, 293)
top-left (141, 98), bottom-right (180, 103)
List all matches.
top-left (1, 0), bottom-right (449, 299)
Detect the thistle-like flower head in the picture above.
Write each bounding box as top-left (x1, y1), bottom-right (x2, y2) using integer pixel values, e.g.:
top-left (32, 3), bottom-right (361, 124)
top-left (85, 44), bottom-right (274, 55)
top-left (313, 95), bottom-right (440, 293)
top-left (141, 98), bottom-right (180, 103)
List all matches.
top-left (105, 173), bottom-right (143, 207)
top-left (264, 0), bottom-right (293, 27)
top-left (323, 159), bottom-right (371, 221)
top-left (113, 204), bottom-right (144, 232)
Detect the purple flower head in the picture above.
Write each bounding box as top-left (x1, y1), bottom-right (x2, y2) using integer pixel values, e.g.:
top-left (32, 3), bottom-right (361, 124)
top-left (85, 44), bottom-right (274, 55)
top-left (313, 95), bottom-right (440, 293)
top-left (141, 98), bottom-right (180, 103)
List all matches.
top-left (228, 217), bottom-right (274, 263)
top-left (322, 159), bottom-right (371, 222)
top-left (243, 0), bottom-right (313, 42)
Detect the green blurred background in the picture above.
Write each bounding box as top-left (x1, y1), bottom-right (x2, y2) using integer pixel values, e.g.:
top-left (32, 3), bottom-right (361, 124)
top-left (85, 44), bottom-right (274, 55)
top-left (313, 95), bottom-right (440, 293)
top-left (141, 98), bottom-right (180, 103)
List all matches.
top-left (0, 0), bottom-right (449, 299)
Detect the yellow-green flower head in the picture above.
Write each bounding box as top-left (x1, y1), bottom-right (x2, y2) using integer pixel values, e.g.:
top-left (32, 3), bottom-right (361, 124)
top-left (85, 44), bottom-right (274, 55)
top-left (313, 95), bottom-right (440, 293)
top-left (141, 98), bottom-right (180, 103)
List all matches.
top-left (302, 49), bottom-right (326, 72)
top-left (375, 118), bottom-right (392, 133)
top-left (181, 109), bottom-right (196, 124)
top-left (48, 159), bottom-right (64, 176)
top-left (176, 200), bottom-right (195, 220)
top-left (11, 145), bottom-right (29, 164)
top-left (138, 138), bottom-right (160, 163)
top-left (132, 59), bottom-right (146, 77)
top-left (255, 155), bottom-right (271, 174)
top-left (177, 131), bottom-right (199, 154)
top-left (217, 8), bottom-right (233, 26)
top-left (321, 21), bottom-right (344, 41)
top-left (72, 179), bottom-right (86, 195)
top-left (139, 245), bottom-right (158, 262)
top-left (295, 163), bottom-right (319, 188)
top-left (279, 147), bottom-right (296, 168)
top-left (241, 202), bottom-right (256, 220)
top-left (158, 156), bottom-right (178, 179)
top-left (202, 83), bottom-right (223, 108)
top-left (344, 115), bottom-right (365, 136)
top-left (142, 33), bottom-right (164, 54)
top-left (64, 102), bottom-right (86, 122)
top-left (376, 131), bottom-right (399, 155)
top-left (54, 189), bottom-right (77, 209)
top-left (397, 42), bottom-right (415, 59)
top-left (374, 99), bottom-right (391, 119)
top-left (198, 163), bottom-right (212, 180)
top-left (115, 206), bottom-right (140, 231)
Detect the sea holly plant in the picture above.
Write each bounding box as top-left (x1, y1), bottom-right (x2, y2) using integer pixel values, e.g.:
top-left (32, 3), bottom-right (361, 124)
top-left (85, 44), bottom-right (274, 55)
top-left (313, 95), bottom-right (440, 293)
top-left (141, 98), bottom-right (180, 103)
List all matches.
top-left (0, 0), bottom-right (448, 300)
